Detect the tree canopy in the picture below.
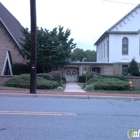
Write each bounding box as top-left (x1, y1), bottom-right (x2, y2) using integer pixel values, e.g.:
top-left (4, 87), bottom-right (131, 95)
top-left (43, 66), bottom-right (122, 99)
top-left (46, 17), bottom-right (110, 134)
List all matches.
top-left (70, 48), bottom-right (96, 62)
top-left (21, 26), bottom-right (76, 72)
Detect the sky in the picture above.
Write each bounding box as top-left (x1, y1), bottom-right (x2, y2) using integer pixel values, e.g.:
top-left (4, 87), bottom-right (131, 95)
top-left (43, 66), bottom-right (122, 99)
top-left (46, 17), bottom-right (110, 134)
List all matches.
top-left (0, 0), bottom-right (140, 51)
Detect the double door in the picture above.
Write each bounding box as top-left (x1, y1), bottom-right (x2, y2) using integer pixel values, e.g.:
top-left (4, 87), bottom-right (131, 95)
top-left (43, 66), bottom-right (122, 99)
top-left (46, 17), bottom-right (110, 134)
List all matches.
top-left (65, 68), bottom-right (78, 82)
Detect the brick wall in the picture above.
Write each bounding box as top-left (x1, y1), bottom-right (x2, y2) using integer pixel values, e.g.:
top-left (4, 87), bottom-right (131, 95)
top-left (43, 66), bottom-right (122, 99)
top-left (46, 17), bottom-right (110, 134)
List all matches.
top-left (113, 63), bottom-right (122, 75)
top-left (89, 64), bottom-right (114, 75)
top-left (0, 23), bottom-right (26, 85)
top-left (101, 65), bottom-right (113, 75)
top-left (125, 76), bottom-right (140, 90)
top-left (0, 76), bottom-right (14, 86)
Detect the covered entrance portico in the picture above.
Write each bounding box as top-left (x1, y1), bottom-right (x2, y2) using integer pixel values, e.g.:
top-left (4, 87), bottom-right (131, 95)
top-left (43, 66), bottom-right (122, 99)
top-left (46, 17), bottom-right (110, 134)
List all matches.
top-left (62, 62), bottom-right (115, 82)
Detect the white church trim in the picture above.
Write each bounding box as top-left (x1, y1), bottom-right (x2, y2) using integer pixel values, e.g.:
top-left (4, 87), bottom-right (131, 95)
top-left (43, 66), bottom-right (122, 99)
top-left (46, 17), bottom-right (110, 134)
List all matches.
top-left (94, 3), bottom-right (140, 63)
top-left (1, 51), bottom-right (13, 76)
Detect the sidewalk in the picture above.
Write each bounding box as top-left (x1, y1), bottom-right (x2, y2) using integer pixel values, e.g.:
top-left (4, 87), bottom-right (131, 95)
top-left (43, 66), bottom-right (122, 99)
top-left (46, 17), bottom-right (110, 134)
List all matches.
top-left (64, 82), bottom-right (85, 92)
top-left (0, 82), bottom-right (140, 99)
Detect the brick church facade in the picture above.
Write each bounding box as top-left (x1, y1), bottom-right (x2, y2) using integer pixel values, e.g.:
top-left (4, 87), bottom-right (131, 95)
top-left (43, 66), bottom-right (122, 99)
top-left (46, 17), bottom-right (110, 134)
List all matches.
top-left (0, 3), bottom-right (26, 85)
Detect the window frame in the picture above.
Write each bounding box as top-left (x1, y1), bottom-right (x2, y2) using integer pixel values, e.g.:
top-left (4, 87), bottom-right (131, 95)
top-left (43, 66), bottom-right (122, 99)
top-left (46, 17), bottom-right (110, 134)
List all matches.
top-left (122, 37), bottom-right (129, 55)
top-left (1, 51), bottom-right (13, 76)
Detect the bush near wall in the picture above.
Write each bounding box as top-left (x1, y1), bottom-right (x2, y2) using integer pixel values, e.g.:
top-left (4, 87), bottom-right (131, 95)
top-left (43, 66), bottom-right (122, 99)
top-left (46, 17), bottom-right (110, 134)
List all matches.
top-left (12, 63), bottom-right (29, 75)
top-left (84, 76), bottom-right (129, 91)
top-left (22, 71), bottom-right (63, 85)
top-left (79, 72), bottom-right (96, 83)
top-left (62, 77), bottom-right (66, 84)
top-left (37, 71), bottom-right (62, 85)
top-left (50, 72), bottom-right (61, 85)
top-left (101, 75), bottom-right (127, 81)
top-left (37, 73), bottom-right (50, 80)
top-left (94, 80), bottom-right (129, 90)
top-left (5, 75), bottom-right (58, 89)
top-left (79, 74), bottom-right (86, 83)
top-left (85, 72), bottom-right (94, 82)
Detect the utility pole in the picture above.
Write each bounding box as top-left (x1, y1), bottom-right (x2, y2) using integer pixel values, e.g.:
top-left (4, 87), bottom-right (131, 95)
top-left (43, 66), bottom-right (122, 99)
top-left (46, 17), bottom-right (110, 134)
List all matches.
top-left (30, 0), bottom-right (37, 94)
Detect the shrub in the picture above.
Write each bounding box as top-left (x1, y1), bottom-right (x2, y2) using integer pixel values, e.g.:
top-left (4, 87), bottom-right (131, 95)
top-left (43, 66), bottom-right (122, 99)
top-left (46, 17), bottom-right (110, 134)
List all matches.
top-left (5, 75), bottom-right (58, 89)
top-left (37, 73), bottom-right (50, 80)
top-left (62, 77), bottom-right (66, 84)
top-left (84, 84), bottom-right (94, 91)
top-left (50, 72), bottom-right (61, 84)
top-left (84, 76), bottom-right (129, 91)
top-left (79, 74), bottom-right (86, 83)
top-left (12, 63), bottom-right (29, 75)
top-left (128, 58), bottom-right (140, 76)
top-left (5, 75), bottom-right (30, 88)
top-left (85, 72), bottom-right (94, 81)
top-left (101, 75), bottom-right (127, 81)
top-left (83, 76), bottom-right (103, 88)
top-left (36, 78), bottom-right (58, 89)
top-left (94, 80), bottom-right (129, 90)
top-left (37, 72), bottom-right (62, 85)
top-left (57, 86), bottom-right (64, 90)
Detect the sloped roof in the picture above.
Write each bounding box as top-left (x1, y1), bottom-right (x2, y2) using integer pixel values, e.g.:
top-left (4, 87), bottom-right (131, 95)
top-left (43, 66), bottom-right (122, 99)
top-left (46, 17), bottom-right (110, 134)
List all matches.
top-left (94, 3), bottom-right (140, 45)
top-left (0, 2), bottom-right (24, 50)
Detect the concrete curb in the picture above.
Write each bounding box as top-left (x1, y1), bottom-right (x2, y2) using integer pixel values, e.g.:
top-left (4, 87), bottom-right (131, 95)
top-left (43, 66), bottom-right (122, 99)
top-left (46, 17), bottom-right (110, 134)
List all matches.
top-left (0, 92), bottom-right (140, 100)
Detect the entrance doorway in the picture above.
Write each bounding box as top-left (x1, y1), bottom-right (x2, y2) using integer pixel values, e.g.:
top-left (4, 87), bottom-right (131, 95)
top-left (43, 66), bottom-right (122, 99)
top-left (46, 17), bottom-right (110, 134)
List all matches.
top-left (65, 68), bottom-right (78, 82)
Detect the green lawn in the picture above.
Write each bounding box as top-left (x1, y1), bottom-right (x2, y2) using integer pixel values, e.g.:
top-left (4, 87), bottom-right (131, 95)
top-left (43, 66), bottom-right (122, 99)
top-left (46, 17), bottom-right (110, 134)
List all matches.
top-left (0, 85), bottom-right (65, 92)
top-left (0, 86), bottom-right (28, 90)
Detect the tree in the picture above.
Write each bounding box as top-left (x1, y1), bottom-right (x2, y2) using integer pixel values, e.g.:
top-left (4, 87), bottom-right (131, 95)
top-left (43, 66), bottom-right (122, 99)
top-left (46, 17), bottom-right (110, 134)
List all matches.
top-left (71, 48), bottom-right (85, 62)
top-left (85, 50), bottom-right (96, 62)
top-left (128, 58), bottom-right (140, 76)
top-left (21, 26), bottom-right (76, 72)
top-left (70, 48), bottom-right (96, 62)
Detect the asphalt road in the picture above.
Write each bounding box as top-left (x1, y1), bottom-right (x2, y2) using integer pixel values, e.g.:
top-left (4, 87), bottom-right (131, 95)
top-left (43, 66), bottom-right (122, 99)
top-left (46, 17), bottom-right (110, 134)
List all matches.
top-left (0, 96), bottom-right (139, 140)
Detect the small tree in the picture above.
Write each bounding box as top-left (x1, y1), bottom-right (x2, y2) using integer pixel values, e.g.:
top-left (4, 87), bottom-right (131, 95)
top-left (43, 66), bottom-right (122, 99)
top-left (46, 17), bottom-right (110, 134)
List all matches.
top-left (128, 58), bottom-right (140, 76)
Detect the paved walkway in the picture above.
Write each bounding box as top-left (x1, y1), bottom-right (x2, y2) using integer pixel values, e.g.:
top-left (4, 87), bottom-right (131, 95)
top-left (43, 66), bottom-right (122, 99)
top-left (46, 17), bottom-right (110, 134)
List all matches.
top-left (64, 82), bottom-right (85, 92)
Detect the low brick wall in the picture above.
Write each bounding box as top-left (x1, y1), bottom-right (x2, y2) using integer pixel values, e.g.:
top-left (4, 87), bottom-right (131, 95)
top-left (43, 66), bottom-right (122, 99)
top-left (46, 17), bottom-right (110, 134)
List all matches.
top-left (124, 76), bottom-right (140, 90)
top-left (0, 76), bottom-right (14, 86)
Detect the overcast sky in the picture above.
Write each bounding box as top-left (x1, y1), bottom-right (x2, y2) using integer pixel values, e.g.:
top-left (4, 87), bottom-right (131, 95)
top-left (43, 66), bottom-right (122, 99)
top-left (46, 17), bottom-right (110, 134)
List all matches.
top-left (0, 0), bottom-right (140, 50)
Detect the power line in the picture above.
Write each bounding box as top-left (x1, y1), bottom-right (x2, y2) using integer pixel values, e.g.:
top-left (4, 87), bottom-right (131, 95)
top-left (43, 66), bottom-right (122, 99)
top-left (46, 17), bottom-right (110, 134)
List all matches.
top-left (103, 0), bottom-right (138, 5)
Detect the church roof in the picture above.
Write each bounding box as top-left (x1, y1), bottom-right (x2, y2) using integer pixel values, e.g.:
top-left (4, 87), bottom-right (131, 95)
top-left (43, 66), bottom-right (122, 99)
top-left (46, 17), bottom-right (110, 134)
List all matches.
top-left (94, 3), bottom-right (140, 45)
top-left (0, 2), bottom-right (24, 50)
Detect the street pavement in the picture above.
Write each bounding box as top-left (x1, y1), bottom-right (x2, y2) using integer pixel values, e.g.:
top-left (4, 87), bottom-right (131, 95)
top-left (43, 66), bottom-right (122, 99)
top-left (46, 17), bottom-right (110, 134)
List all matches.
top-left (0, 82), bottom-right (140, 99)
top-left (0, 97), bottom-right (140, 140)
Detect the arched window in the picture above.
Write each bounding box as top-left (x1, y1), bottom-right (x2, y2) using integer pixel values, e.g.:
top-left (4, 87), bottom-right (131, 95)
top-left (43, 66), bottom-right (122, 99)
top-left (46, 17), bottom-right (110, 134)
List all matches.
top-left (122, 65), bottom-right (128, 76)
top-left (92, 67), bottom-right (101, 74)
top-left (122, 37), bottom-right (128, 55)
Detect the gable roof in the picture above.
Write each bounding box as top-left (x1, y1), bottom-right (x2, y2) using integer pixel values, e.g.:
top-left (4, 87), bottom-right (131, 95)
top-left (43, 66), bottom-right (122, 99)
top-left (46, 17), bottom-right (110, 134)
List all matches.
top-left (0, 2), bottom-right (24, 50)
top-left (94, 3), bottom-right (140, 45)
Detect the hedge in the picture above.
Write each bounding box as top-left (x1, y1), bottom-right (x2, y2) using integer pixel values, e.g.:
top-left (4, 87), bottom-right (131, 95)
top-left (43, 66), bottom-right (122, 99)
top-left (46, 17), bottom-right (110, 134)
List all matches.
top-left (37, 73), bottom-right (50, 80)
top-left (12, 63), bottom-right (29, 75)
top-left (5, 75), bottom-right (58, 89)
top-left (79, 74), bottom-right (86, 83)
top-left (84, 76), bottom-right (129, 90)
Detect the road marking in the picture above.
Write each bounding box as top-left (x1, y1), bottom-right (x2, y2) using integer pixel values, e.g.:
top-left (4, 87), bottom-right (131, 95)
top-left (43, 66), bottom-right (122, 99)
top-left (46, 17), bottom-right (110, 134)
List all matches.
top-left (0, 111), bottom-right (76, 116)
